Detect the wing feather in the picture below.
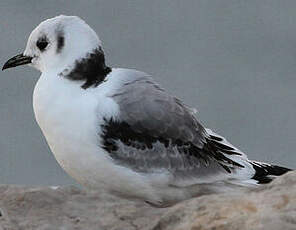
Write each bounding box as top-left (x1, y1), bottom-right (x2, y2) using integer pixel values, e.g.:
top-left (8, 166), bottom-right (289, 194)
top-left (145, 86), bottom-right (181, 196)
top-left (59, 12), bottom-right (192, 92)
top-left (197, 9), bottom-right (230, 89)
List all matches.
top-left (100, 73), bottom-right (250, 185)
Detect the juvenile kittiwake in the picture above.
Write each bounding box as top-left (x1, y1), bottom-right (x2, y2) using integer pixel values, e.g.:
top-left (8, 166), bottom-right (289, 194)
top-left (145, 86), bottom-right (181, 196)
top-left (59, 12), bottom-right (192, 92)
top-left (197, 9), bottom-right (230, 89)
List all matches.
top-left (2, 15), bottom-right (292, 207)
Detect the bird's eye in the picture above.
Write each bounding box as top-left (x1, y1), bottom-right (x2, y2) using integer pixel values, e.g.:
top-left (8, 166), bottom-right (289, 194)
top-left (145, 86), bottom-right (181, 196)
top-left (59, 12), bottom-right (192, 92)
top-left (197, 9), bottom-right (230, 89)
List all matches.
top-left (36, 38), bottom-right (48, 51)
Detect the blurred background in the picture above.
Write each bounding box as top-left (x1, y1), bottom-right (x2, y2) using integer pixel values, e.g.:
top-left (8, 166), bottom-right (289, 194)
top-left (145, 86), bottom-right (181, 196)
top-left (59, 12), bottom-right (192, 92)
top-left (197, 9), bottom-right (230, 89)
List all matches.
top-left (1, 0), bottom-right (296, 185)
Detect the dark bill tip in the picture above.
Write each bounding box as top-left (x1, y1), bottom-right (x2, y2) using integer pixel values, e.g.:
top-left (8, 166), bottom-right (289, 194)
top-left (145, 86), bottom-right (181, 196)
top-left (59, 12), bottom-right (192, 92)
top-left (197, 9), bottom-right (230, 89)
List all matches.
top-left (2, 54), bottom-right (32, 71)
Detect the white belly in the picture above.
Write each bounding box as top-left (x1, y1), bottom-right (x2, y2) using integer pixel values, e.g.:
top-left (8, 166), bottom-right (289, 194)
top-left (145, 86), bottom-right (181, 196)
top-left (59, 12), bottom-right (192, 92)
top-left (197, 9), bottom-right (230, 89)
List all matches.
top-left (32, 73), bottom-right (156, 201)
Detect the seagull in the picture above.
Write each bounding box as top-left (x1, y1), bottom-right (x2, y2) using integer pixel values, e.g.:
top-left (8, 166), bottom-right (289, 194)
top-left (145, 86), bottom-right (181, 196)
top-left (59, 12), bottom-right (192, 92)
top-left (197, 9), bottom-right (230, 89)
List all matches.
top-left (2, 15), bottom-right (292, 207)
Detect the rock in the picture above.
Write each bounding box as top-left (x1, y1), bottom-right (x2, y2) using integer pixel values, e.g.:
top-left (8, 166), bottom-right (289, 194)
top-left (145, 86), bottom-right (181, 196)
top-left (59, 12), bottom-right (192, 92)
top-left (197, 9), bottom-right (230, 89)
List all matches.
top-left (0, 171), bottom-right (296, 230)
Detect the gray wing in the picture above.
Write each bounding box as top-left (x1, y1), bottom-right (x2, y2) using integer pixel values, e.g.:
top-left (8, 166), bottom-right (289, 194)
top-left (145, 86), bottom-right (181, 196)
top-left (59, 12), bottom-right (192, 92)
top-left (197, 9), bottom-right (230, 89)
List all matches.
top-left (101, 74), bottom-right (245, 184)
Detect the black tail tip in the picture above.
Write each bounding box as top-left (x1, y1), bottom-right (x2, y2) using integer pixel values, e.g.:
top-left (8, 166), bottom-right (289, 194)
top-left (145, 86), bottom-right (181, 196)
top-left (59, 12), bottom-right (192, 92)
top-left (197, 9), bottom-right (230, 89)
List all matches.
top-left (251, 162), bottom-right (292, 184)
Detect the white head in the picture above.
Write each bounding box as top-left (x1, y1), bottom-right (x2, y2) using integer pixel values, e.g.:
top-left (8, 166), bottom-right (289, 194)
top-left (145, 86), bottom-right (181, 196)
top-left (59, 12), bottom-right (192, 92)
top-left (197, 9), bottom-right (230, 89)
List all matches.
top-left (3, 15), bottom-right (102, 73)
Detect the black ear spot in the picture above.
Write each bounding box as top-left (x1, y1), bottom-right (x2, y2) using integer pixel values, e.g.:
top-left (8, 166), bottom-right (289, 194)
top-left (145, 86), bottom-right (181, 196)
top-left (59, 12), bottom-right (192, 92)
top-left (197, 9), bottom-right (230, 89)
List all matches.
top-left (56, 32), bottom-right (64, 53)
top-left (36, 37), bottom-right (48, 51)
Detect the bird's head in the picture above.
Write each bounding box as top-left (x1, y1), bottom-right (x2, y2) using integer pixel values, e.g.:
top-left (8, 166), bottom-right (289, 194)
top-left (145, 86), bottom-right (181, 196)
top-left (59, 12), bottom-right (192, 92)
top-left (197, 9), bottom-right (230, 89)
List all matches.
top-left (2, 15), bottom-right (102, 73)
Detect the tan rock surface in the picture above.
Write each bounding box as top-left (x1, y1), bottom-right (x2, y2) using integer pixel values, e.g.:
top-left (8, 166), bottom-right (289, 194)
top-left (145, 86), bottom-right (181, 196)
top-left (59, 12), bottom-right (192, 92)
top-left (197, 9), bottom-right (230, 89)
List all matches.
top-left (0, 171), bottom-right (295, 230)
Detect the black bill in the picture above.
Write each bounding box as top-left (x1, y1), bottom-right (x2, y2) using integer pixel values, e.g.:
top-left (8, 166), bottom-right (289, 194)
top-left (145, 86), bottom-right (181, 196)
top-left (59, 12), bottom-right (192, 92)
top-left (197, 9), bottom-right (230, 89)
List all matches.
top-left (2, 54), bottom-right (32, 71)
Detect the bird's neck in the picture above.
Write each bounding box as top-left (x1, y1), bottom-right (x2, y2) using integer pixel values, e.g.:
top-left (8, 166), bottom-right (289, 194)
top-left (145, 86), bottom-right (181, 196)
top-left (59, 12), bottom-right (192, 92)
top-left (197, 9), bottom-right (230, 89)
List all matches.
top-left (58, 47), bottom-right (112, 89)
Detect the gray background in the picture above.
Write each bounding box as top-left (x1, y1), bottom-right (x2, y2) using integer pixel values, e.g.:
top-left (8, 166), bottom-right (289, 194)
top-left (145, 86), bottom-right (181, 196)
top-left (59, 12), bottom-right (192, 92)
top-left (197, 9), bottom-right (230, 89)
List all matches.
top-left (0, 0), bottom-right (296, 185)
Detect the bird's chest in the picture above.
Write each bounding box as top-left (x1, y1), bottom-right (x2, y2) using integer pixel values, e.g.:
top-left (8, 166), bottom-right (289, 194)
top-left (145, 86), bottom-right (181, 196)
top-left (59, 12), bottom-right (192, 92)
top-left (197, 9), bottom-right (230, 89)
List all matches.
top-left (33, 77), bottom-right (98, 146)
top-left (32, 76), bottom-right (104, 184)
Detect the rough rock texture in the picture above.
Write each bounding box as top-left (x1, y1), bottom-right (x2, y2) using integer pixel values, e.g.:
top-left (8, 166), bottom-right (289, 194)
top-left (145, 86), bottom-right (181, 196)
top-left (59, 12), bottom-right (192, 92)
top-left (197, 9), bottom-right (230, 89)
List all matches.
top-left (0, 171), bottom-right (295, 230)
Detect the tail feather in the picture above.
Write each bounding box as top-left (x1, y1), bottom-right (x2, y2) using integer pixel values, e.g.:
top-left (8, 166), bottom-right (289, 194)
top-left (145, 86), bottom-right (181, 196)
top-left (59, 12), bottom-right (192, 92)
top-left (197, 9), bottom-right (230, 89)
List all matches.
top-left (251, 161), bottom-right (292, 184)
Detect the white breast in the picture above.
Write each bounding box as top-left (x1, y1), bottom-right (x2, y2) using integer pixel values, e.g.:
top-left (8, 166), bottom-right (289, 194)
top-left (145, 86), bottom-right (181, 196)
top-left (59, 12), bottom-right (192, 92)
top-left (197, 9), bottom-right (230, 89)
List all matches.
top-left (32, 70), bottom-right (157, 201)
top-left (33, 72), bottom-right (102, 184)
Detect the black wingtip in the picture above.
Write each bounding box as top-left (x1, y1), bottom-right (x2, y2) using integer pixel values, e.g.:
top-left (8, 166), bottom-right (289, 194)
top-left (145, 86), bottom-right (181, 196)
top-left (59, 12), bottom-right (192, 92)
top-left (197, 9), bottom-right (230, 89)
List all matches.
top-left (251, 161), bottom-right (292, 184)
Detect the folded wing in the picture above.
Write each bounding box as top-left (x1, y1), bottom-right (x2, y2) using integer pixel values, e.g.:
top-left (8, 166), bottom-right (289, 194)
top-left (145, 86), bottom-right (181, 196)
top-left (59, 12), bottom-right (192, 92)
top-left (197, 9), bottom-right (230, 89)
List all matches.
top-left (100, 74), bottom-right (254, 186)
